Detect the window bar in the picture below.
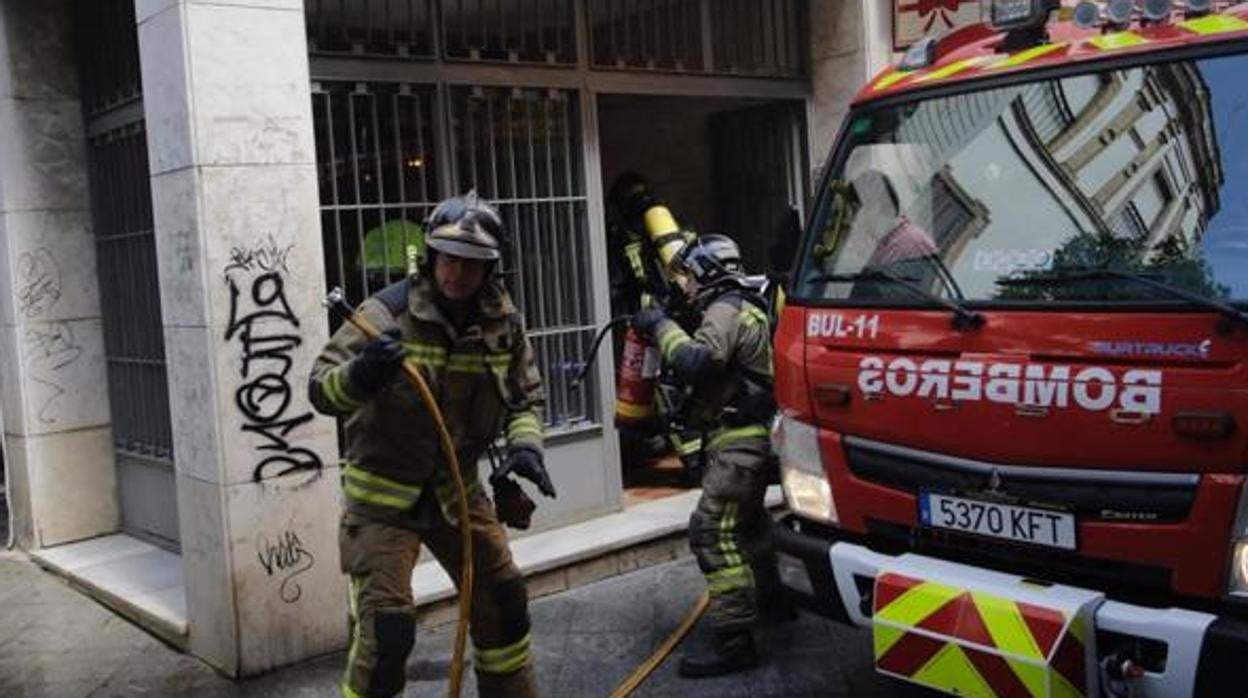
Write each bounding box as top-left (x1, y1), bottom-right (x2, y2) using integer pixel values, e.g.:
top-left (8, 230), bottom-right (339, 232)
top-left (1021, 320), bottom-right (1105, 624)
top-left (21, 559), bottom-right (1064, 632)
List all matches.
top-left (347, 93), bottom-right (369, 293)
top-left (607, 0), bottom-right (618, 66)
top-left (503, 92), bottom-right (527, 314)
top-left (120, 142), bottom-right (142, 447)
top-left (413, 90), bottom-right (431, 202)
top-left (365, 90), bottom-right (388, 287)
top-left (486, 89), bottom-right (501, 200)
top-left (321, 93), bottom-right (349, 291)
top-left (137, 135), bottom-right (160, 454)
top-left (390, 91), bottom-right (407, 266)
top-left (542, 98), bottom-right (564, 326)
top-left (623, 0), bottom-right (634, 67)
top-left (523, 95), bottom-right (546, 330)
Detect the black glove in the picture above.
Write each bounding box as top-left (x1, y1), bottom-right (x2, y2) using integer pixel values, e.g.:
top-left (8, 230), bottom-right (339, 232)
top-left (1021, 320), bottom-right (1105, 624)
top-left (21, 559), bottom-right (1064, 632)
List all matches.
top-left (346, 327), bottom-right (405, 398)
top-left (492, 444), bottom-right (556, 498)
top-left (630, 307), bottom-right (667, 336)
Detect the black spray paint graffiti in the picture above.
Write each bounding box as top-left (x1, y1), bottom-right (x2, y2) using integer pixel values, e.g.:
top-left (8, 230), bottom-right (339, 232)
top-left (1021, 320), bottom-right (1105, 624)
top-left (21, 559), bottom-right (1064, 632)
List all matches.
top-left (18, 247), bottom-right (62, 318)
top-left (24, 321), bottom-right (83, 425)
top-left (256, 529), bottom-right (315, 603)
top-left (225, 268), bottom-right (324, 483)
top-left (224, 234), bottom-right (293, 276)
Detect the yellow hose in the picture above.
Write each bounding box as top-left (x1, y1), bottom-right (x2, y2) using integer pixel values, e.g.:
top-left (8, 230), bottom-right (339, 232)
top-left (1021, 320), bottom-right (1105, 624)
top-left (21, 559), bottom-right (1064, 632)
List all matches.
top-left (340, 311), bottom-right (474, 698)
top-left (607, 593), bottom-right (709, 698)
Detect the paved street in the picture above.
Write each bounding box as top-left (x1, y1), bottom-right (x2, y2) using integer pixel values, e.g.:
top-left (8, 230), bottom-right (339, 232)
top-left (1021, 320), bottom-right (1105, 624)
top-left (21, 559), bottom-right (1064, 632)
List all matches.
top-left (0, 553), bottom-right (931, 697)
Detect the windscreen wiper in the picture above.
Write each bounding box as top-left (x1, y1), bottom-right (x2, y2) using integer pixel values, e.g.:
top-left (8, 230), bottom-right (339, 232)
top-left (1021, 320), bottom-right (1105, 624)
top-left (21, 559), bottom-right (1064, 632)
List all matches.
top-left (997, 267), bottom-right (1248, 330)
top-left (812, 268), bottom-right (985, 331)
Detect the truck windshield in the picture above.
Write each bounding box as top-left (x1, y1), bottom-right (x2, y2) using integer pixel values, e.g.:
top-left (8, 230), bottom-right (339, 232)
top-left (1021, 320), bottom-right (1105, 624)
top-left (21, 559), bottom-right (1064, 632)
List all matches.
top-left (797, 49), bottom-right (1248, 309)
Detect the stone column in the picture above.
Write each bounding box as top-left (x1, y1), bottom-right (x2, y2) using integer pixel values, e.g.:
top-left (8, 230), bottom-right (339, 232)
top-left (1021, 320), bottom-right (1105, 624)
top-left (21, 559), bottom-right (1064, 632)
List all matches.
top-left (135, 0), bottom-right (345, 676)
top-left (807, 0), bottom-right (896, 180)
top-left (0, 0), bottom-right (117, 550)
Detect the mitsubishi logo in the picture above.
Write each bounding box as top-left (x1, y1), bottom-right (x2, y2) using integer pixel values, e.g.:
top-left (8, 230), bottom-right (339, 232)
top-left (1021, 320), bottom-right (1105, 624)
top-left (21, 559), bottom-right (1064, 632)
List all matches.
top-left (986, 468), bottom-right (1004, 493)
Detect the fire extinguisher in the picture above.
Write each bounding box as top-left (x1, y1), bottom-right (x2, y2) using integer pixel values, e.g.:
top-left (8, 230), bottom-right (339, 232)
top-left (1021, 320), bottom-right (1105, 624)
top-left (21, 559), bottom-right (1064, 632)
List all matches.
top-left (613, 326), bottom-right (659, 428)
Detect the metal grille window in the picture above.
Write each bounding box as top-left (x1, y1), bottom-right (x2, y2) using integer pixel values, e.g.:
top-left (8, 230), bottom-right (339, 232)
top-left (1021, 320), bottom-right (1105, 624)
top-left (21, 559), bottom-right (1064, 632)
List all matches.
top-left (442, 0), bottom-right (577, 63)
top-left (589, 0), bottom-right (703, 71)
top-left (590, 0), bottom-right (806, 76)
top-left (306, 0), bottom-right (437, 57)
top-left (87, 124), bottom-right (174, 461)
top-left (449, 86), bottom-right (597, 429)
top-left (313, 82), bottom-right (441, 305)
top-left (76, 0), bottom-right (142, 116)
top-left (711, 0), bottom-right (805, 76)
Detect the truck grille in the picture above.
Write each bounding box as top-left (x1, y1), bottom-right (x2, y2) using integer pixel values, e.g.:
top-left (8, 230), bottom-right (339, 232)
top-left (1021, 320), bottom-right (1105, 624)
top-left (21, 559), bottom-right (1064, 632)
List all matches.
top-left (844, 436), bottom-right (1199, 523)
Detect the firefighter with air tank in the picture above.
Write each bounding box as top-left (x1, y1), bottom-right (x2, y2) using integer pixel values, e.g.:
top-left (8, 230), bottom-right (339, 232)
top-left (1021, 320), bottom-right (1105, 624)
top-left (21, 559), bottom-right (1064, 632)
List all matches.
top-left (628, 232), bottom-right (794, 677)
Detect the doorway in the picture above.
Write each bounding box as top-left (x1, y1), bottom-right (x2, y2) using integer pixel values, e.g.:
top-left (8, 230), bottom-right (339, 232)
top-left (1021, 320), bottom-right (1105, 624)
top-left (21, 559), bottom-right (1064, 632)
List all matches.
top-left (596, 93), bottom-right (807, 504)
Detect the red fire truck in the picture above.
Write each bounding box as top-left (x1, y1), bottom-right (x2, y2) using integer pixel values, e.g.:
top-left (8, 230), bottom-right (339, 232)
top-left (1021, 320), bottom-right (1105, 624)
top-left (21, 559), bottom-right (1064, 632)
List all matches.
top-left (771, 1), bottom-right (1248, 696)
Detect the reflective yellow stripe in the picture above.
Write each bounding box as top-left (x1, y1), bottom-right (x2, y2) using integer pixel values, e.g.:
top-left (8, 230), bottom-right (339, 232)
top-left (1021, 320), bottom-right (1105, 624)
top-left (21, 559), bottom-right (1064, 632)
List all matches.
top-left (970, 591), bottom-right (1043, 660)
top-left (909, 644), bottom-right (994, 698)
top-left (624, 241), bottom-right (646, 277)
top-left (1089, 31), bottom-right (1147, 50)
top-left (324, 367), bottom-right (362, 411)
top-left (874, 579), bottom-right (964, 628)
top-left (344, 464), bottom-right (423, 495)
top-left (507, 413), bottom-right (543, 441)
top-left (724, 503), bottom-right (742, 567)
top-left (658, 327), bottom-right (691, 359)
top-left (344, 482), bottom-right (411, 509)
top-left (1181, 14), bottom-right (1248, 35)
top-left (707, 425), bottom-right (770, 450)
top-left (740, 306), bottom-right (768, 328)
top-left (706, 565), bottom-right (753, 595)
top-left (873, 70), bottom-right (914, 91)
top-left (475, 633), bottom-right (532, 674)
top-left (614, 398), bottom-right (654, 418)
top-left (873, 623), bottom-right (907, 660)
top-left (435, 479), bottom-right (482, 524)
top-left (988, 41), bottom-right (1066, 70)
top-left (673, 436), bottom-right (702, 456)
top-left (342, 576), bottom-right (363, 698)
top-left (1010, 658), bottom-right (1048, 698)
top-left (914, 56), bottom-right (995, 83)
top-left (342, 465), bottom-right (423, 509)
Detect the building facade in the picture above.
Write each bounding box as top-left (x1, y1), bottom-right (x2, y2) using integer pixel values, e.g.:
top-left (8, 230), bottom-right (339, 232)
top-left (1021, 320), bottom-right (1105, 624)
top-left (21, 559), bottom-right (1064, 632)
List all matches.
top-left (0, 0), bottom-right (892, 676)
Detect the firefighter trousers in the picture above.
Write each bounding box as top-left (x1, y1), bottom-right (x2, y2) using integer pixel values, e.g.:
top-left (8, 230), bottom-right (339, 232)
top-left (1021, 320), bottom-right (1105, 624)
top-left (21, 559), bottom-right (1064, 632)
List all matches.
top-left (688, 434), bottom-right (780, 632)
top-left (338, 492), bottom-right (537, 698)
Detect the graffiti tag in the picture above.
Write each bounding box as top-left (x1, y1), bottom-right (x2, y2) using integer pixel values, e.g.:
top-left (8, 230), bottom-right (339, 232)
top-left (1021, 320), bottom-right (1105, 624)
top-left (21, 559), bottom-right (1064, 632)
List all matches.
top-left (256, 529), bottom-right (315, 603)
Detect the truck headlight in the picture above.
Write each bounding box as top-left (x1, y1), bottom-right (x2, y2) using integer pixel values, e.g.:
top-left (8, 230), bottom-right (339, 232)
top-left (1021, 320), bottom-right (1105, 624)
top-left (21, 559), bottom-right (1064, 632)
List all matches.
top-left (1229, 482), bottom-right (1248, 597)
top-left (771, 414), bottom-right (837, 524)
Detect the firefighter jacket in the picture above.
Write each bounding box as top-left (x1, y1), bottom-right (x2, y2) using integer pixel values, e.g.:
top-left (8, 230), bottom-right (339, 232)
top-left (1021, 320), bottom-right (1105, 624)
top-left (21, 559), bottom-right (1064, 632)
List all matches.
top-left (309, 275), bottom-right (544, 524)
top-left (652, 288), bottom-right (774, 449)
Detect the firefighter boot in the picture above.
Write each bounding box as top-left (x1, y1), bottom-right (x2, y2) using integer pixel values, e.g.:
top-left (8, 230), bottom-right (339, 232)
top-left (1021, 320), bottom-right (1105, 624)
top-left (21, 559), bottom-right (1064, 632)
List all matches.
top-left (677, 625), bottom-right (759, 679)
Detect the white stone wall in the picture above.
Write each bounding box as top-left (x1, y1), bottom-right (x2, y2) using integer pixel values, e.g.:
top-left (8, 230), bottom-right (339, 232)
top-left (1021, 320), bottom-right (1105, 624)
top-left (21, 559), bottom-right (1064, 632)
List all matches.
top-left (808, 0), bottom-right (895, 180)
top-left (0, 0), bottom-right (119, 550)
top-left (136, 0), bottom-right (345, 676)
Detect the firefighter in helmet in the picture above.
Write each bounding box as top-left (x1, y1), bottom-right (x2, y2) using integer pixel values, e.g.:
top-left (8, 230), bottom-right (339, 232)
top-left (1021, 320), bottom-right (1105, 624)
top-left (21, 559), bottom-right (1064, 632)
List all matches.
top-left (309, 192), bottom-right (552, 698)
top-left (630, 233), bottom-right (790, 678)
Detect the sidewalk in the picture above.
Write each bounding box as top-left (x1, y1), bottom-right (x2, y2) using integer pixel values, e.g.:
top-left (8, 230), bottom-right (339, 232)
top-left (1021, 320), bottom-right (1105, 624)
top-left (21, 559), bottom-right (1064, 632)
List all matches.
top-left (0, 553), bottom-right (928, 697)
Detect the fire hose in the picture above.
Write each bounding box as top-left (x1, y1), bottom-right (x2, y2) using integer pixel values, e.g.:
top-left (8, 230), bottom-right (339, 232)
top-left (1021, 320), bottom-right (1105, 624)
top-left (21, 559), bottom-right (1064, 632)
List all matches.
top-left (324, 288), bottom-right (474, 698)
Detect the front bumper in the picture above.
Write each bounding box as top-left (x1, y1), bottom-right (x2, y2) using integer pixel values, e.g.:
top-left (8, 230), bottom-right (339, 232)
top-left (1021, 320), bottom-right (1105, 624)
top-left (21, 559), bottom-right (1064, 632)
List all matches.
top-left (774, 514), bottom-right (1248, 697)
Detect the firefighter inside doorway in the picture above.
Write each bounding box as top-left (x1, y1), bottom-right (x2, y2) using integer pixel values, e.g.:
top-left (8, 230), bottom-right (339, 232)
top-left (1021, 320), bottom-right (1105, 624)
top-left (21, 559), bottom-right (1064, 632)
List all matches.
top-left (309, 192), bottom-right (553, 698)
top-left (607, 173), bottom-right (706, 484)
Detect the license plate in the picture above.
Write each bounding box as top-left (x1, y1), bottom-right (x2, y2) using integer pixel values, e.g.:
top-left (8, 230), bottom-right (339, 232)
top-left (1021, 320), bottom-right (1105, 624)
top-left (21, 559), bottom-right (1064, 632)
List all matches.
top-left (919, 492), bottom-right (1076, 550)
